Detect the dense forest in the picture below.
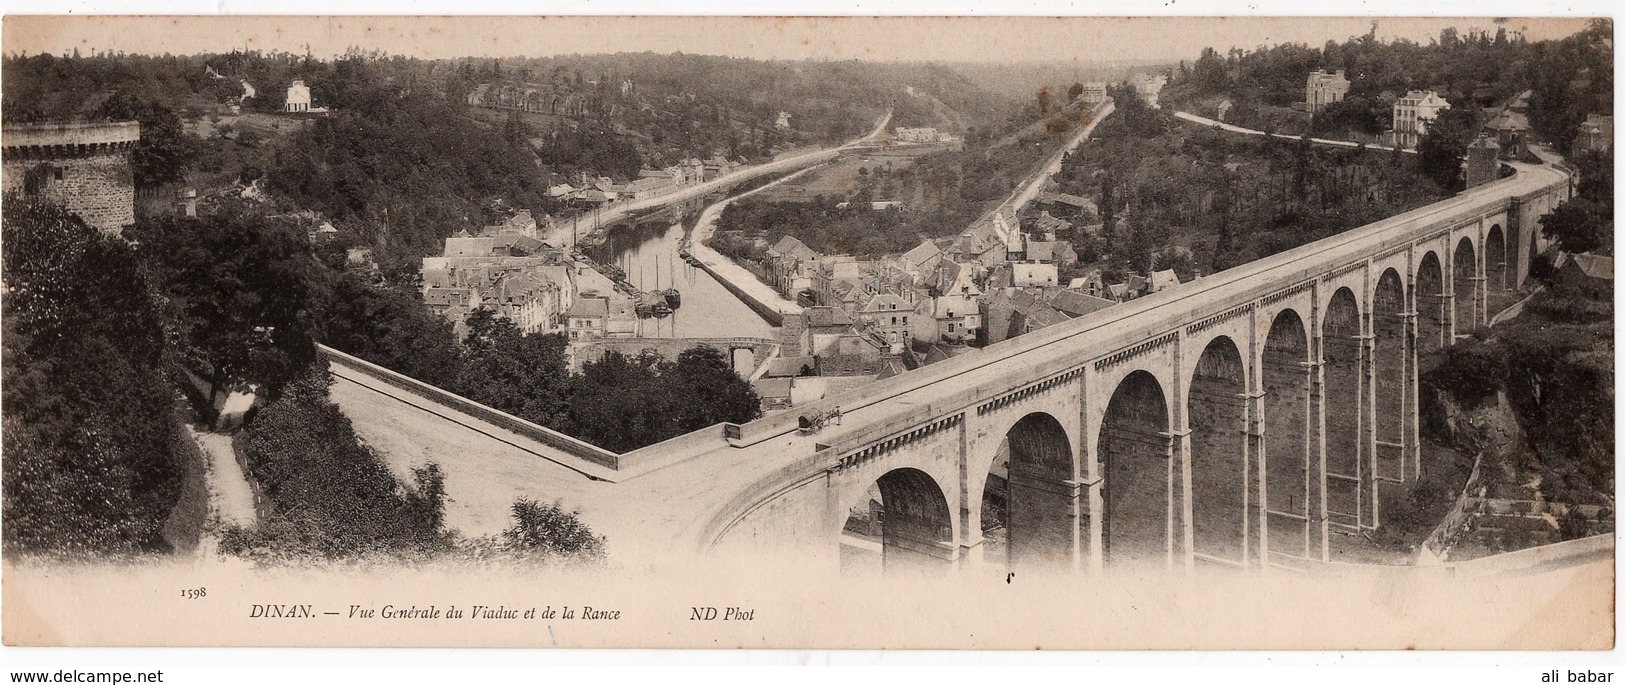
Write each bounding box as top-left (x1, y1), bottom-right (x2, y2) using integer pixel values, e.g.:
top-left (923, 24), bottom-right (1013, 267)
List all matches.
top-left (1160, 20), bottom-right (1613, 154)
top-left (2, 200), bottom-right (189, 557)
top-left (1052, 85), bottom-right (1450, 282)
top-left (473, 53), bottom-right (1012, 158)
top-left (3, 48), bottom-right (1020, 277)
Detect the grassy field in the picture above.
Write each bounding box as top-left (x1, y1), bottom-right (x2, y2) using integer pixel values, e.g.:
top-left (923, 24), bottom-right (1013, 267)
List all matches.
top-left (186, 111), bottom-right (314, 140)
top-left (755, 144), bottom-right (952, 202)
top-left (467, 106), bottom-right (576, 136)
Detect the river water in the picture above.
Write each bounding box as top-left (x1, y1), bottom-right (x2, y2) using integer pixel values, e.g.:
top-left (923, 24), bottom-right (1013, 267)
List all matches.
top-left (592, 222), bottom-right (775, 340)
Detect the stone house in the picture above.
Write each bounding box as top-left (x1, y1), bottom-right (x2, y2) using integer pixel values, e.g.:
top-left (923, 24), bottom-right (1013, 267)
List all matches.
top-left (1305, 70), bottom-right (1350, 114)
top-left (766, 235), bottom-right (822, 299)
top-left (1393, 90), bottom-right (1451, 149)
top-left (1574, 114), bottom-right (1613, 155)
top-left (858, 292), bottom-right (917, 354)
top-left (919, 260), bottom-right (983, 345)
top-left (565, 296), bottom-right (610, 340)
top-left (1012, 262), bottom-right (1059, 288)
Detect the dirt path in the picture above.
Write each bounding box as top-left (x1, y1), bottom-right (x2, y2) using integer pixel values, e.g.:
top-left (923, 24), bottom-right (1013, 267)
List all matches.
top-left (187, 426), bottom-right (258, 528)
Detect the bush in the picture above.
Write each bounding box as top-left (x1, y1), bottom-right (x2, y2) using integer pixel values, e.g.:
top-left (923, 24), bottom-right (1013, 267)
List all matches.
top-left (1527, 288), bottom-right (1613, 324)
top-left (2, 197), bottom-right (186, 557)
top-left (221, 366), bottom-right (448, 562)
top-left (501, 498), bottom-right (606, 561)
top-left (1424, 338), bottom-right (1506, 409)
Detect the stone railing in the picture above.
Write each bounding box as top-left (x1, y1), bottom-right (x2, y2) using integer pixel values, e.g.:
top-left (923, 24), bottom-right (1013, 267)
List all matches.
top-left (318, 344), bottom-right (622, 477)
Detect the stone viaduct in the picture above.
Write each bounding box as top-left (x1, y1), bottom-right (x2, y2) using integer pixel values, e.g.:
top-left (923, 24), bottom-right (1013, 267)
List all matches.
top-left (641, 160), bottom-right (1573, 574)
top-left (324, 156), bottom-right (1572, 575)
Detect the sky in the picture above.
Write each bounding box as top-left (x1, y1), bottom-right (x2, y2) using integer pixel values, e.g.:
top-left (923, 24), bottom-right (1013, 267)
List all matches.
top-left (0, 11), bottom-right (1604, 64)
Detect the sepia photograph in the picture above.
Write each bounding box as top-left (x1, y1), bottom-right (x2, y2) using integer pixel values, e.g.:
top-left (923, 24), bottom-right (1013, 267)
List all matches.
top-left (0, 5), bottom-right (1616, 679)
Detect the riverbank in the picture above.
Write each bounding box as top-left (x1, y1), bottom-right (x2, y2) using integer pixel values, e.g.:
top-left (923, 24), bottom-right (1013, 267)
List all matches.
top-left (544, 111), bottom-right (893, 251)
top-left (687, 165), bottom-right (823, 326)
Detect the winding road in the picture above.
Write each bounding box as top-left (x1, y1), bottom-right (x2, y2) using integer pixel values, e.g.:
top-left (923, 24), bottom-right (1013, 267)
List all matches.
top-left (1172, 110), bottom-right (1415, 154)
top-left (547, 111), bottom-right (893, 249)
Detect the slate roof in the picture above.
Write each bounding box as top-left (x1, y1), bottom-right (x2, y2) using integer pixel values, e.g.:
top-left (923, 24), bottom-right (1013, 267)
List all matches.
top-left (900, 240), bottom-right (942, 268)
top-left (1148, 269), bottom-right (1181, 292)
top-left (1038, 192), bottom-right (1096, 210)
top-left (1487, 109), bottom-right (1531, 132)
top-left (804, 306), bottom-right (854, 329)
top-left (769, 235), bottom-right (819, 262)
top-left (861, 293), bottom-right (915, 314)
top-left (1560, 253), bottom-right (1614, 280)
top-left (1027, 240), bottom-right (1058, 263)
top-left (1046, 289), bottom-right (1116, 318)
top-left (567, 297), bottom-right (609, 318)
top-left (766, 356), bottom-right (818, 377)
top-left (1023, 304), bottom-right (1071, 330)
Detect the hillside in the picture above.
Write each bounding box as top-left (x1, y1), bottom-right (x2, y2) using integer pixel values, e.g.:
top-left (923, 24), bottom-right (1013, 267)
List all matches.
top-left (1157, 20), bottom-right (1612, 153)
top-left (2, 50), bottom-right (1024, 273)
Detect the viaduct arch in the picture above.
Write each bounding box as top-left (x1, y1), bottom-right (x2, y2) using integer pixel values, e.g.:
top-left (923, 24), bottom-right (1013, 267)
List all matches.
top-left (684, 159), bottom-right (1570, 575)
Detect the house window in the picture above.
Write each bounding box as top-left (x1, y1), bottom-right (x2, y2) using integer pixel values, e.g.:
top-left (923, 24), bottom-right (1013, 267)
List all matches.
top-left (890, 316), bottom-right (897, 325)
top-left (902, 316), bottom-right (908, 325)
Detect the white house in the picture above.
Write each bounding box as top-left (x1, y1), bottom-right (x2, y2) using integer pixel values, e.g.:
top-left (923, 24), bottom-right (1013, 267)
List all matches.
top-left (285, 80), bottom-right (312, 113)
top-left (1393, 90), bottom-right (1451, 149)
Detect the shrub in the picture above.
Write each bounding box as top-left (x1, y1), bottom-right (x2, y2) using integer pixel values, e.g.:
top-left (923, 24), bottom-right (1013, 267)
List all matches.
top-left (1424, 338), bottom-right (1506, 409)
top-left (501, 498), bottom-right (606, 561)
top-left (2, 197), bottom-right (186, 557)
top-left (222, 365), bottom-right (447, 562)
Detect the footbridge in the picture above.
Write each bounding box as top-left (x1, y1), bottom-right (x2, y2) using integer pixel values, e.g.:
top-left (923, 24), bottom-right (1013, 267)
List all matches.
top-left (327, 158), bottom-right (1571, 574)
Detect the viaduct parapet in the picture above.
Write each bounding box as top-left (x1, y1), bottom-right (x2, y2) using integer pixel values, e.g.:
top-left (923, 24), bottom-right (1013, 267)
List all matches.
top-left (2, 120), bottom-right (141, 234)
top-left (325, 151), bottom-right (1574, 577)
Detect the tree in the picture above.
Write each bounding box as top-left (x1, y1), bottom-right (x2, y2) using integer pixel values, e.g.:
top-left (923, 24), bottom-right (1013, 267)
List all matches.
top-left (1573, 148), bottom-right (1614, 207)
top-left (311, 272), bottom-right (463, 389)
top-left (502, 498), bottom-right (605, 561)
top-left (2, 196), bottom-right (185, 556)
top-left (566, 350), bottom-right (673, 453)
top-left (667, 347), bottom-right (760, 434)
top-left (94, 92), bottom-right (195, 189)
top-left (564, 347), bottom-right (759, 453)
top-left (220, 366), bottom-right (448, 561)
top-left (1540, 197), bottom-right (1613, 255)
top-left (1109, 84), bottom-right (1165, 138)
top-left (1539, 148), bottom-right (1614, 255)
top-left (1416, 104), bottom-right (1477, 191)
top-left (127, 206), bottom-right (319, 404)
top-left (1192, 47), bottom-right (1229, 94)
top-left (1312, 94), bottom-right (1387, 137)
top-left (454, 310), bottom-right (572, 427)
